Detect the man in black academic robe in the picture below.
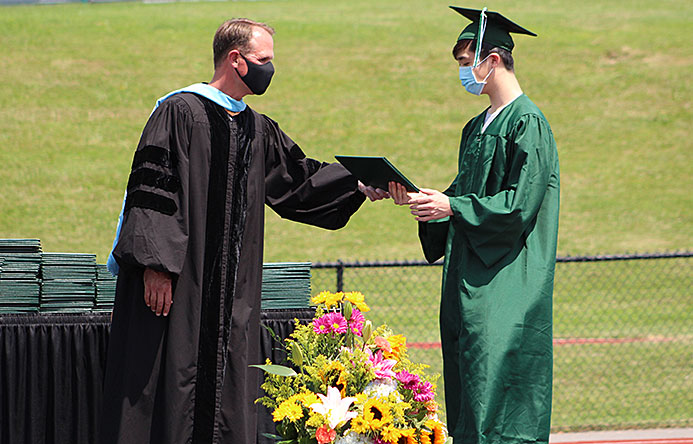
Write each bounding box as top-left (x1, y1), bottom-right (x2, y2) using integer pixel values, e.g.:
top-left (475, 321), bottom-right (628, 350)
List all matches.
top-left (100, 19), bottom-right (385, 444)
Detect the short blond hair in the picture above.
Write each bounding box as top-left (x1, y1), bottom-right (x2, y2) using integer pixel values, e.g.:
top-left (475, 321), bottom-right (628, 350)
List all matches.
top-left (213, 18), bottom-right (275, 68)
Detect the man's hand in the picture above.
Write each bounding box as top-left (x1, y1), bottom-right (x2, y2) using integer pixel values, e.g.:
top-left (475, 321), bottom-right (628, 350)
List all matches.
top-left (358, 181), bottom-right (389, 202)
top-left (143, 268), bottom-right (173, 317)
top-left (389, 182), bottom-right (415, 205)
top-left (408, 188), bottom-right (453, 222)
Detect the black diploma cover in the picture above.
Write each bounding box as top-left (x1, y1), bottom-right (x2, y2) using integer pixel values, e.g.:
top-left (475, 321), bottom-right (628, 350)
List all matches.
top-left (335, 155), bottom-right (419, 192)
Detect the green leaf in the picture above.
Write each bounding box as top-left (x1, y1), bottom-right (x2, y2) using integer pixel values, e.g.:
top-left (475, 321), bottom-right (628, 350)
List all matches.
top-left (445, 437), bottom-right (454, 444)
top-left (261, 432), bottom-right (284, 440)
top-left (249, 364), bottom-right (298, 377)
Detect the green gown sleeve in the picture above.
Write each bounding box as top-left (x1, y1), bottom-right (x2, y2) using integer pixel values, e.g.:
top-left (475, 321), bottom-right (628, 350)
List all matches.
top-left (449, 114), bottom-right (554, 268)
top-left (418, 179), bottom-right (457, 263)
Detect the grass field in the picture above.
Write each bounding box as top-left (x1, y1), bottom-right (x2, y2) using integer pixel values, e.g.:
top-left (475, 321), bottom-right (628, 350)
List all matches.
top-left (1, 0), bottom-right (691, 433)
top-left (0, 0), bottom-right (691, 263)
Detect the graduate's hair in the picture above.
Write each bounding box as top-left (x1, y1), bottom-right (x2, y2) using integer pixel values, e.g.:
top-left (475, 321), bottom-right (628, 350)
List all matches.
top-left (213, 18), bottom-right (275, 68)
top-left (453, 39), bottom-right (515, 72)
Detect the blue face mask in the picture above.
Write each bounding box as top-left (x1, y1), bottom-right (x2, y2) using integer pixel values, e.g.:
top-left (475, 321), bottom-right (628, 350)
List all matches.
top-left (459, 55), bottom-right (494, 96)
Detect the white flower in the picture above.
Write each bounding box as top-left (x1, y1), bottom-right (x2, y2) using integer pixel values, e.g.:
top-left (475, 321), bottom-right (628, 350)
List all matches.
top-left (335, 430), bottom-right (375, 444)
top-left (310, 386), bottom-right (358, 429)
top-left (364, 378), bottom-right (398, 399)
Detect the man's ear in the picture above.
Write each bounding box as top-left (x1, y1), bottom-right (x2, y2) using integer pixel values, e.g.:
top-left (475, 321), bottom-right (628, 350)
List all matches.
top-left (489, 52), bottom-right (502, 68)
top-left (228, 49), bottom-right (242, 68)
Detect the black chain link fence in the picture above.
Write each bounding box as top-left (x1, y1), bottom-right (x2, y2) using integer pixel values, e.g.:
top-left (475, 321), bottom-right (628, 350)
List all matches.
top-left (310, 252), bottom-right (693, 432)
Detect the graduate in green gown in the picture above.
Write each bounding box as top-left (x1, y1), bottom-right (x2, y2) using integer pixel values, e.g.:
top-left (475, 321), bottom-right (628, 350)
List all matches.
top-left (390, 7), bottom-right (560, 444)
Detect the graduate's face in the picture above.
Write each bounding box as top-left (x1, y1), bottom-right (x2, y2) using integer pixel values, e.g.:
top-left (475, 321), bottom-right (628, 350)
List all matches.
top-left (454, 46), bottom-right (499, 94)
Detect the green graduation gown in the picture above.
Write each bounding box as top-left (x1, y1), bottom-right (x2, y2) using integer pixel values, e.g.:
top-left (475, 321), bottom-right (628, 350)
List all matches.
top-left (419, 95), bottom-right (560, 444)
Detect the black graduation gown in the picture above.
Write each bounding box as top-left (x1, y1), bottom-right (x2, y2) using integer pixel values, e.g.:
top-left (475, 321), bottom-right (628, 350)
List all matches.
top-left (100, 93), bottom-right (365, 444)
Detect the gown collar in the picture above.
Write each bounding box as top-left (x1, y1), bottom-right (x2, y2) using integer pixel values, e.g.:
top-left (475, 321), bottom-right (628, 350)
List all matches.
top-left (153, 83), bottom-right (247, 113)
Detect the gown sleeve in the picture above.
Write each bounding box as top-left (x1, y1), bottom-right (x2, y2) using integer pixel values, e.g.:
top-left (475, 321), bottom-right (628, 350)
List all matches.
top-left (113, 97), bottom-right (191, 275)
top-left (263, 116), bottom-right (366, 230)
top-left (418, 179), bottom-right (457, 263)
top-left (448, 114), bottom-right (555, 268)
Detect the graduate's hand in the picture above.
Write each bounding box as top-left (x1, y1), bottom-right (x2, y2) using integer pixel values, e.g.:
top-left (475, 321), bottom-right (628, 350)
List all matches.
top-left (408, 188), bottom-right (453, 221)
top-left (358, 181), bottom-right (389, 202)
top-left (143, 267), bottom-right (173, 317)
top-left (389, 182), bottom-right (416, 205)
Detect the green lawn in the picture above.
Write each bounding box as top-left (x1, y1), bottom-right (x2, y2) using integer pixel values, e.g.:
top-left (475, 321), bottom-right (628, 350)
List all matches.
top-left (0, 0), bottom-right (691, 262)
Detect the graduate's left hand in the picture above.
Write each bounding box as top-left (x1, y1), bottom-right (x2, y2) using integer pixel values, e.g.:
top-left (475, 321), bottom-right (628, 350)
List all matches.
top-left (358, 181), bottom-right (390, 202)
top-left (408, 188), bottom-right (453, 221)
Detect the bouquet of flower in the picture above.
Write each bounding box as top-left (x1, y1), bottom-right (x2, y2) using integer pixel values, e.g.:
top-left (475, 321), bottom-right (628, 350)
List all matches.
top-left (254, 291), bottom-right (450, 444)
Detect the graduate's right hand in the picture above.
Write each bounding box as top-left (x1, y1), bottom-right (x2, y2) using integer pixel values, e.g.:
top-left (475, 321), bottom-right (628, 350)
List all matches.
top-left (389, 182), bottom-right (415, 205)
top-left (143, 267), bottom-right (173, 317)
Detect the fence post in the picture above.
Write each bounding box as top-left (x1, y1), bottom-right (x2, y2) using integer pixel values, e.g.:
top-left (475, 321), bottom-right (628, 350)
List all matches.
top-left (336, 260), bottom-right (344, 292)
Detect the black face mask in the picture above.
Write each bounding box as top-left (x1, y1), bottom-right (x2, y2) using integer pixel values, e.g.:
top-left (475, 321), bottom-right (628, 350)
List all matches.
top-left (236, 53), bottom-right (274, 95)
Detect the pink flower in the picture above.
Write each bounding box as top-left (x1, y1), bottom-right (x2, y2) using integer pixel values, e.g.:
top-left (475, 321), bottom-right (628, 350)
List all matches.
top-left (348, 308), bottom-right (365, 336)
top-left (313, 312), bottom-right (348, 335)
top-left (412, 381), bottom-right (435, 402)
top-left (366, 349), bottom-right (397, 379)
top-left (396, 370), bottom-right (420, 389)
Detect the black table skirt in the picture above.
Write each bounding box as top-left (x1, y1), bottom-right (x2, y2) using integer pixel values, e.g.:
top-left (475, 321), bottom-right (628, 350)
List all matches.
top-left (0, 309), bottom-right (313, 444)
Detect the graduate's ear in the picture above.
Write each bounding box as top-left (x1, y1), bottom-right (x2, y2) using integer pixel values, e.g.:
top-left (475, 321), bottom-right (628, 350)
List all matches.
top-left (488, 52), bottom-right (502, 68)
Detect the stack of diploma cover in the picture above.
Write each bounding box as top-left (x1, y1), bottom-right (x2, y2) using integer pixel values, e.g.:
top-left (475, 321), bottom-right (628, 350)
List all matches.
top-left (261, 262), bottom-right (312, 310)
top-left (94, 264), bottom-right (117, 312)
top-left (0, 239), bottom-right (42, 313)
top-left (40, 252), bottom-right (97, 313)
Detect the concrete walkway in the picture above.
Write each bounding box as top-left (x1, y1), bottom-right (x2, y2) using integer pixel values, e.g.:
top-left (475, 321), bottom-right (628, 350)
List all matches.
top-left (550, 428), bottom-right (693, 444)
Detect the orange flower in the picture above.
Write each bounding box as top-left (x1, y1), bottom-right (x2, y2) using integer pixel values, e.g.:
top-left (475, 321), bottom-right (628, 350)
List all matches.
top-left (315, 425), bottom-right (336, 444)
top-left (432, 422), bottom-right (446, 444)
top-left (383, 334), bottom-right (406, 360)
top-left (374, 336), bottom-right (392, 353)
top-left (397, 429), bottom-right (417, 444)
top-left (419, 430), bottom-right (432, 444)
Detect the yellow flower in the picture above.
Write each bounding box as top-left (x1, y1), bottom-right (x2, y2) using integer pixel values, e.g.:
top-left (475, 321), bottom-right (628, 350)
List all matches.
top-left (311, 290), bottom-right (332, 305)
top-left (272, 392), bottom-right (319, 423)
top-left (296, 392), bottom-right (320, 408)
top-left (336, 371), bottom-right (348, 396)
top-left (424, 420), bottom-right (446, 444)
top-left (398, 428), bottom-right (417, 444)
top-left (344, 291), bottom-right (370, 312)
top-left (383, 334), bottom-right (406, 360)
top-left (362, 398), bottom-right (393, 430)
top-left (419, 430), bottom-right (432, 444)
top-left (319, 361), bottom-right (346, 386)
top-left (324, 291), bottom-right (344, 308)
top-left (380, 424), bottom-right (401, 443)
top-left (350, 415), bottom-right (370, 434)
top-left (272, 398), bottom-right (303, 422)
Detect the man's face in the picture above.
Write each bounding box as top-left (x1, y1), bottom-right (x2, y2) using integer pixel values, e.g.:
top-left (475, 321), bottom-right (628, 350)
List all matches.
top-left (454, 45), bottom-right (495, 84)
top-left (236, 27), bottom-right (274, 77)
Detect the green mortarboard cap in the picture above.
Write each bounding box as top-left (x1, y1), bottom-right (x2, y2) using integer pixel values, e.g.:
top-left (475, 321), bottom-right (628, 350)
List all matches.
top-left (450, 6), bottom-right (536, 53)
